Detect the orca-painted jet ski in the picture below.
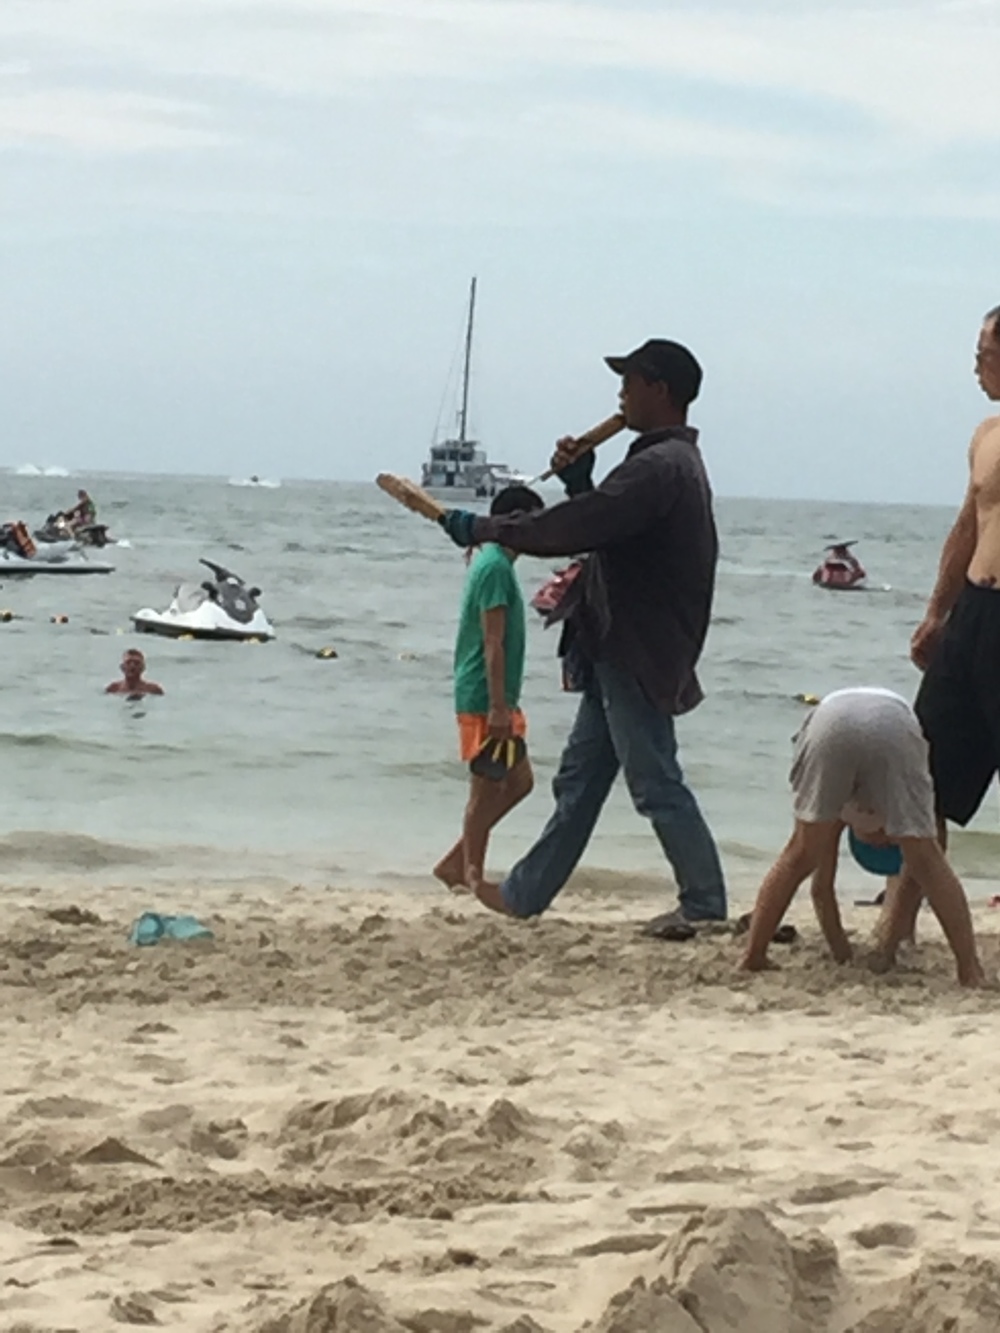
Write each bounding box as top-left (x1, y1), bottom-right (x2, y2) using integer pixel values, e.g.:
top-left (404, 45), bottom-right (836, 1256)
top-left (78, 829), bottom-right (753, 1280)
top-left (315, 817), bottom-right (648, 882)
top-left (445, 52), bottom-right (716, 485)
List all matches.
top-left (132, 559), bottom-right (275, 641)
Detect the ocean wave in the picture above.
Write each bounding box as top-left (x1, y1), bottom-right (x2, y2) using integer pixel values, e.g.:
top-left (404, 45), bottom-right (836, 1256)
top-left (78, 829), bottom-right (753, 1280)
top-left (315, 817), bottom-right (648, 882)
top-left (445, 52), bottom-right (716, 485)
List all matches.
top-left (284, 614), bottom-right (347, 631)
top-left (0, 830), bottom-right (159, 870)
top-left (717, 839), bottom-right (778, 866)
top-left (949, 829), bottom-right (1000, 882)
top-left (13, 463), bottom-right (69, 477)
top-left (0, 731), bottom-right (184, 757)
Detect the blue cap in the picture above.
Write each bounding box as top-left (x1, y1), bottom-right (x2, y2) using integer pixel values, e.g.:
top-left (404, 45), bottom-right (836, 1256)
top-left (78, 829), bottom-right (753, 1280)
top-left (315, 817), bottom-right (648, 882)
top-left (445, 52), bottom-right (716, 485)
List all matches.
top-left (847, 828), bottom-right (902, 877)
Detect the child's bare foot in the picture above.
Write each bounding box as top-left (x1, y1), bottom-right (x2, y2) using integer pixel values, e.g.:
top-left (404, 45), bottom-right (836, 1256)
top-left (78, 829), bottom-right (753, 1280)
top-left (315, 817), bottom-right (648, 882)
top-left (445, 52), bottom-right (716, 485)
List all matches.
top-left (433, 849), bottom-right (469, 894)
top-left (738, 951), bottom-right (779, 973)
top-left (474, 879), bottom-right (513, 916)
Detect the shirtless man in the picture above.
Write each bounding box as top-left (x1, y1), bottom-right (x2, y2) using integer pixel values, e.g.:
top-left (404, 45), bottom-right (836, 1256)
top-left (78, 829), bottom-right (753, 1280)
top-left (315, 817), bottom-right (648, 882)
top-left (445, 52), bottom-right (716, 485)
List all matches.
top-left (106, 649), bottom-right (164, 699)
top-left (911, 305), bottom-right (1000, 832)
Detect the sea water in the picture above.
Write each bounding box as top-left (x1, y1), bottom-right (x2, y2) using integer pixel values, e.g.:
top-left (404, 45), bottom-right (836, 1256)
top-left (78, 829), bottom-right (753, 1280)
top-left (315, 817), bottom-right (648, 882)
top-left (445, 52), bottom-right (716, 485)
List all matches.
top-left (1, 472), bottom-right (996, 899)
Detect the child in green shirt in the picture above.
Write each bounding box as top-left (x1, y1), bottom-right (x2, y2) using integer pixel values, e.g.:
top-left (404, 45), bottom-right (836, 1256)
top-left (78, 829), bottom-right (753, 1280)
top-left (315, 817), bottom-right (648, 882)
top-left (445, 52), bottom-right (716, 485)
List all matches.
top-left (434, 486), bottom-right (544, 893)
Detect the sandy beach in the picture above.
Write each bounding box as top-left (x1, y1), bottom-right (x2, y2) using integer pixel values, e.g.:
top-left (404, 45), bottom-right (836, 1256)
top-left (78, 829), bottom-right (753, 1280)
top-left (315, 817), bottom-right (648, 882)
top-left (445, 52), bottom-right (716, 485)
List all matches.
top-left (3, 876), bottom-right (1000, 1332)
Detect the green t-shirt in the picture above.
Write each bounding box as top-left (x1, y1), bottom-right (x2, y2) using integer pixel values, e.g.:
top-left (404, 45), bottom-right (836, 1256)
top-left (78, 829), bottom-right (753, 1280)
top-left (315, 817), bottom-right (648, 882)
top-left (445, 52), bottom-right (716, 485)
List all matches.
top-left (453, 543), bottom-right (526, 715)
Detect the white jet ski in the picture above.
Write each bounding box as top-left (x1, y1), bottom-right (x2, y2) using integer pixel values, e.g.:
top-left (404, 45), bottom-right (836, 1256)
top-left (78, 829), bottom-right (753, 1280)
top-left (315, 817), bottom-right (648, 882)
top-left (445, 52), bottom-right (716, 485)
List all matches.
top-left (132, 559), bottom-right (275, 641)
top-left (0, 544), bottom-right (114, 575)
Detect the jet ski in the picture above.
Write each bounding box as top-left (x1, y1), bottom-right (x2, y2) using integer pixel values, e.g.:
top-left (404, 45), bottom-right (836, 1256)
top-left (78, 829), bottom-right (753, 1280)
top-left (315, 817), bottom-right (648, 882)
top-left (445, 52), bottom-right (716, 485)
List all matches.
top-left (0, 522), bottom-right (114, 575)
top-left (132, 559), bottom-right (275, 641)
top-left (35, 513), bottom-right (114, 548)
top-left (812, 541), bottom-right (867, 591)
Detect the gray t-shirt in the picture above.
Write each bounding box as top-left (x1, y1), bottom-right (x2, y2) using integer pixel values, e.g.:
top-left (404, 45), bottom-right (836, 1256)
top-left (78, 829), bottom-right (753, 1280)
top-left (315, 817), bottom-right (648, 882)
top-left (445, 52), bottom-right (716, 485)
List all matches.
top-left (790, 687), bottom-right (936, 838)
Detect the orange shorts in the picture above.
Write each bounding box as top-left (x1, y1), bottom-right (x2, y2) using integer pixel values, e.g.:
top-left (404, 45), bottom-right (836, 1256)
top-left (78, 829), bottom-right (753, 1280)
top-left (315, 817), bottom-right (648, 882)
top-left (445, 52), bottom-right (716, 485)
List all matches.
top-left (457, 709), bottom-right (527, 762)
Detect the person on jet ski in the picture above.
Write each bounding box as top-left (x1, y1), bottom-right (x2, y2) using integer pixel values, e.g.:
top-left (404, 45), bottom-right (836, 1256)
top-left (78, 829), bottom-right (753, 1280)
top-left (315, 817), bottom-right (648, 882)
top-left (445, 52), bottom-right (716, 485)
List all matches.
top-left (813, 541), bottom-right (865, 586)
top-left (64, 489), bottom-right (97, 530)
top-left (829, 542), bottom-right (863, 576)
top-left (106, 648), bottom-right (164, 698)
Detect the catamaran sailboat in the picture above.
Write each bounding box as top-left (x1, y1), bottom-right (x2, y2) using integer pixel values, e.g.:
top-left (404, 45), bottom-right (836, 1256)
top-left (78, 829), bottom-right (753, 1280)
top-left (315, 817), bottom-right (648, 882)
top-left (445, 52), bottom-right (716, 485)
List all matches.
top-left (420, 278), bottom-right (530, 502)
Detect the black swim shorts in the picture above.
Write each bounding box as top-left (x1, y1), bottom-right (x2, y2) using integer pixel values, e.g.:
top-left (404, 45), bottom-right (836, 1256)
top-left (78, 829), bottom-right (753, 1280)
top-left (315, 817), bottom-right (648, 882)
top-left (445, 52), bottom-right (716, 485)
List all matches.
top-left (914, 583), bottom-right (1000, 825)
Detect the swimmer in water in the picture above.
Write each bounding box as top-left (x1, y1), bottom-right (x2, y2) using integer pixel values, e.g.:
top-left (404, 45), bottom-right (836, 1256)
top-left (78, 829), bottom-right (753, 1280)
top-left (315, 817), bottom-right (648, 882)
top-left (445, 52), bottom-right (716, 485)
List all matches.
top-left (106, 648), bottom-right (164, 699)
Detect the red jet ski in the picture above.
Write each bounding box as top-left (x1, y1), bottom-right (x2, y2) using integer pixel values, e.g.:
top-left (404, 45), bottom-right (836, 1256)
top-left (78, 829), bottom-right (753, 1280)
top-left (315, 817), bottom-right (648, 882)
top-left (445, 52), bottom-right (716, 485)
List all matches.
top-left (813, 541), bottom-right (866, 591)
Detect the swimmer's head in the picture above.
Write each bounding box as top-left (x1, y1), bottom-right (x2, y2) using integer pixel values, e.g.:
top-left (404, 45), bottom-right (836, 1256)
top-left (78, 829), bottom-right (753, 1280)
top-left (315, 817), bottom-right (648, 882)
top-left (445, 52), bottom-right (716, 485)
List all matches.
top-left (121, 648), bottom-right (145, 682)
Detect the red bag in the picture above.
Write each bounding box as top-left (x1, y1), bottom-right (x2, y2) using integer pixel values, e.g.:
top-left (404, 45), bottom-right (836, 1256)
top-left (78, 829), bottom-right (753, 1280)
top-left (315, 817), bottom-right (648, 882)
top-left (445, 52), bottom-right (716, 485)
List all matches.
top-left (531, 561), bottom-right (583, 616)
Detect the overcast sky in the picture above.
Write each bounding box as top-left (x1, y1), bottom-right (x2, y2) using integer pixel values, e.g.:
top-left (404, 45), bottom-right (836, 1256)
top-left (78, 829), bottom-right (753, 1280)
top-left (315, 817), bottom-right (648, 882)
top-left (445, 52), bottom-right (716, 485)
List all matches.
top-left (2, 0), bottom-right (998, 501)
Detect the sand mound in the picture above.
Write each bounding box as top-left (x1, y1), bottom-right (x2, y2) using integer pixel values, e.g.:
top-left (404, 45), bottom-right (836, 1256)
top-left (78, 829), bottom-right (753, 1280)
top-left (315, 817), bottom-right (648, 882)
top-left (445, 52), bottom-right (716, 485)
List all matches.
top-left (584, 1207), bottom-right (842, 1333)
top-left (585, 1276), bottom-right (703, 1331)
top-left (257, 1276), bottom-right (408, 1332)
top-left (661, 1206), bottom-right (842, 1332)
top-left (848, 1254), bottom-right (1000, 1332)
top-left (237, 1207), bottom-right (1000, 1333)
top-left (278, 1088), bottom-right (544, 1186)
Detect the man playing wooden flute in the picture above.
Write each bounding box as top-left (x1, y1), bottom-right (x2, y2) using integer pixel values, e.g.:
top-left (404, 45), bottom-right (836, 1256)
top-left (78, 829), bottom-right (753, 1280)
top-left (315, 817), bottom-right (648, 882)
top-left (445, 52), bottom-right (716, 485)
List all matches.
top-left (438, 339), bottom-right (727, 936)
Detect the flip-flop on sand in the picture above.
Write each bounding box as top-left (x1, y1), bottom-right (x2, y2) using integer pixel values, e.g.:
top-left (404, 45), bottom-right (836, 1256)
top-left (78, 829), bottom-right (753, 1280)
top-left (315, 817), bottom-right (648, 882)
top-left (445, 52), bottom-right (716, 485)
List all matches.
top-left (855, 890), bottom-right (887, 908)
top-left (733, 912), bottom-right (798, 945)
top-left (640, 911), bottom-right (731, 942)
top-left (641, 914), bottom-right (697, 942)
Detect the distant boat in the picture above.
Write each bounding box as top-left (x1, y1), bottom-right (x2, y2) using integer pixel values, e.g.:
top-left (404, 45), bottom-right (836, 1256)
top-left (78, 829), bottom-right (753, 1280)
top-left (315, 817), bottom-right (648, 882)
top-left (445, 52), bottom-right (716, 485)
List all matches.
top-left (420, 278), bottom-right (530, 502)
top-left (228, 475), bottom-right (281, 489)
top-left (14, 463), bottom-right (70, 478)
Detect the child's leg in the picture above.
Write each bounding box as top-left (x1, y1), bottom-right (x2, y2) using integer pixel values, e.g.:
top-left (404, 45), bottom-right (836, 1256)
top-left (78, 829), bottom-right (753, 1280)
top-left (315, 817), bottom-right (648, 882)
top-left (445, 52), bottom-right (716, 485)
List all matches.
top-left (897, 838), bottom-right (983, 987)
top-left (740, 821), bottom-right (836, 971)
top-left (873, 873), bottom-right (919, 955)
top-left (433, 837), bottom-right (469, 891)
top-left (464, 758), bottom-right (534, 893)
top-left (806, 823), bottom-right (850, 962)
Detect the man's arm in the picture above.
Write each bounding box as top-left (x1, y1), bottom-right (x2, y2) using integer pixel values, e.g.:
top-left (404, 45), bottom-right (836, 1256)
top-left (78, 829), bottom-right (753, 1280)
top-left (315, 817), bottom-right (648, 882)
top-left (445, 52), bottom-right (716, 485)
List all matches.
top-left (926, 482), bottom-right (977, 618)
top-left (481, 606), bottom-right (511, 738)
top-left (911, 436), bottom-right (980, 669)
top-left (808, 826), bottom-right (851, 963)
top-left (472, 454), bottom-right (666, 559)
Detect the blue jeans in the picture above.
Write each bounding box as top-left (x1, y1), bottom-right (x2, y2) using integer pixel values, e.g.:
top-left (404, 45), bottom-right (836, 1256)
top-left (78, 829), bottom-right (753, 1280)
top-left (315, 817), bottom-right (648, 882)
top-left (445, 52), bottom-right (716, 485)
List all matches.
top-left (500, 662), bottom-right (727, 920)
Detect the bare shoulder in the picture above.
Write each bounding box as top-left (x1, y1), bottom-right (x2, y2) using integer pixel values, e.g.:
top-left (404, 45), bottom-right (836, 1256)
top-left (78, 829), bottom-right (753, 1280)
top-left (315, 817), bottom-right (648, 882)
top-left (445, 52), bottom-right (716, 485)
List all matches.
top-left (968, 416), bottom-right (1000, 510)
top-left (970, 414), bottom-right (1000, 454)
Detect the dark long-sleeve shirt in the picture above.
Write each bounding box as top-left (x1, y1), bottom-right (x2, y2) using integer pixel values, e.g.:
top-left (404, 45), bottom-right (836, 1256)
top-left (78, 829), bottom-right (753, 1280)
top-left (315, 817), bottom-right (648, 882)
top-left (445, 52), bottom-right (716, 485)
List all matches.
top-left (471, 426), bottom-right (717, 715)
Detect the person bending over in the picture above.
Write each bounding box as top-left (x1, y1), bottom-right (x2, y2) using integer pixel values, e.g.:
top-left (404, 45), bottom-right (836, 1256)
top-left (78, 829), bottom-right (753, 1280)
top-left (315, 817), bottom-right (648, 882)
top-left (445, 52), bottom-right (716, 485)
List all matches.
top-left (740, 687), bottom-right (982, 987)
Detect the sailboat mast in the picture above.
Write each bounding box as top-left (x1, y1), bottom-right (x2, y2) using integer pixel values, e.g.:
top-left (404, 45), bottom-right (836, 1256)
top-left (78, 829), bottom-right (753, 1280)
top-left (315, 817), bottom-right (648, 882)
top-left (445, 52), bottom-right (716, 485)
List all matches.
top-left (458, 276), bottom-right (476, 444)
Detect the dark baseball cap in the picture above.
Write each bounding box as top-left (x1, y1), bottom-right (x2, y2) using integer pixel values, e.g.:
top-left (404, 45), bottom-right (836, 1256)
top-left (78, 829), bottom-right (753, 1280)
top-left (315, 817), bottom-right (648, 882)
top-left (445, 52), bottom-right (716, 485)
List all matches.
top-left (604, 339), bottom-right (703, 405)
